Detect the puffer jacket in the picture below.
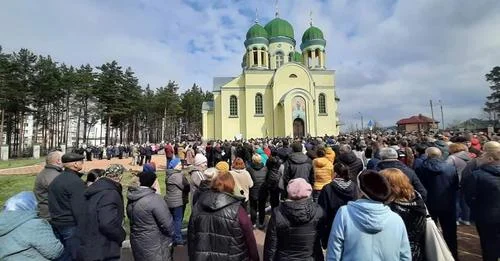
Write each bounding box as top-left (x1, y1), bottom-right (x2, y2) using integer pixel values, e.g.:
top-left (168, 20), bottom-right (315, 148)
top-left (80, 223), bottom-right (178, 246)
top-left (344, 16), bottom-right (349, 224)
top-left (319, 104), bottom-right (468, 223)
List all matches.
top-left (247, 163), bottom-right (267, 200)
top-left (127, 186), bottom-right (174, 261)
top-left (389, 194), bottom-right (427, 261)
top-left (165, 169), bottom-right (190, 208)
top-left (317, 178), bottom-right (357, 248)
top-left (463, 164), bottom-right (500, 225)
top-left (416, 158), bottom-right (458, 213)
top-left (376, 160), bottom-right (428, 201)
top-left (338, 152), bottom-right (364, 181)
top-left (312, 157), bottom-right (334, 190)
top-left (284, 152), bottom-right (314, 185)
top-left (188, 191), bottom-right (250, 261)
top-left (79, 178), bottom-right (126, 261)
top-left (0, 210), bottom-right (63, 260)
top-left (263, 198), bottom-right (324, 261)
top-left (325, 147), bottom-right (336, 163)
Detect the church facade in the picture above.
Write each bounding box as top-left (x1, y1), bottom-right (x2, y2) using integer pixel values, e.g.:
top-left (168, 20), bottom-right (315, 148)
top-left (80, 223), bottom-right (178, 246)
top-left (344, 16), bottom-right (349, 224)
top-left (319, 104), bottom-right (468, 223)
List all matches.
top-left (202, 15), bottom-right (339, 140)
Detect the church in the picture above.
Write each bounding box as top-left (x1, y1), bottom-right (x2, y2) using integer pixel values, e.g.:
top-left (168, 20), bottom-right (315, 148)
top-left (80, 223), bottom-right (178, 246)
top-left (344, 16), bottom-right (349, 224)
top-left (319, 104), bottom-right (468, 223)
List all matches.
top-left (202, 13), bottom-right (339, 140)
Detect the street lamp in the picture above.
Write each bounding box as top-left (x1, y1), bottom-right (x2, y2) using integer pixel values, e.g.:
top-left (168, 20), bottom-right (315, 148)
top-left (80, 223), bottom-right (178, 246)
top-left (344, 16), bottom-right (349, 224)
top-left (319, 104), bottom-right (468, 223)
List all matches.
top-left (358, 112), bottom-right (364, 131)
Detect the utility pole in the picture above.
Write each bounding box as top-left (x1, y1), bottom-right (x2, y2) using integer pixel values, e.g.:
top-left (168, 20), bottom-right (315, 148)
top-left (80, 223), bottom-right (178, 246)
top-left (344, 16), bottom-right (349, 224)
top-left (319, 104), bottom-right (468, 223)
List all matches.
top-left (430, 99), bottom-right (435, 128)
top-left (439, 100), bottom-right (445, 130)
top-left (358, 112), bottom-right (364, 131)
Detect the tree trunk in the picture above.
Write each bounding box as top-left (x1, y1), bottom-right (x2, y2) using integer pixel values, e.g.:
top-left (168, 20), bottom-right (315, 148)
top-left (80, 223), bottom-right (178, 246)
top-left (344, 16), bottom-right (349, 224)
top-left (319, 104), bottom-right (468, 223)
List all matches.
top-left (105, 116), bottom-right (110, 146)
top-left (76, 107), bottom-right (81, 146)
top-left (83, 100), bottom-right (88, 143)
top-left (132, 116), bottom-right (136, 143)
top-left (18, 112), bottom-right (24, 157)
top-left (0, 108), bottom-right (4, 145)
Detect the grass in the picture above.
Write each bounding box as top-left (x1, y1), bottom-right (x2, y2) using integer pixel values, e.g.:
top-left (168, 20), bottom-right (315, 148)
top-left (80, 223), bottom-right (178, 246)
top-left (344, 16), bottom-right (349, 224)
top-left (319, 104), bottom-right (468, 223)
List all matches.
top-left (0, 157), bottom-right (45, 169)
top-left (0, 171), bottom-right (192, 238)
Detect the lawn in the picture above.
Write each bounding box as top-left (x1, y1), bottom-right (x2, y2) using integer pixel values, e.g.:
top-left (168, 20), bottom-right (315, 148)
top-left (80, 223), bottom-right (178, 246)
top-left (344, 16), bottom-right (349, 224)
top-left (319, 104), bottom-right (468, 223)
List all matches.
top-left (0, 157), bottom-right (45, 169)
top-left (0, 171), bottom-right (192, 237)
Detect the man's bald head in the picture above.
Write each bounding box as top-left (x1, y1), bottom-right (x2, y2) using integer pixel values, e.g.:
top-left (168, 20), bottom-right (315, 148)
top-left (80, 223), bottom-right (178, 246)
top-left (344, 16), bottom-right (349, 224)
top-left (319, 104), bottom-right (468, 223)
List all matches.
top-left (46, 151), bottom-right (63, 167)
top-left (425, 147), bottom-right (442, 159)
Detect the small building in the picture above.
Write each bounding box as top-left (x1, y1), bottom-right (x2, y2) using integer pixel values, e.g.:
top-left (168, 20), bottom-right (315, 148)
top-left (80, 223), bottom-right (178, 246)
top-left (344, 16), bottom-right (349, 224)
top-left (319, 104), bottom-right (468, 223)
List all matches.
top-left (396, 114), bottom-right (438, 132)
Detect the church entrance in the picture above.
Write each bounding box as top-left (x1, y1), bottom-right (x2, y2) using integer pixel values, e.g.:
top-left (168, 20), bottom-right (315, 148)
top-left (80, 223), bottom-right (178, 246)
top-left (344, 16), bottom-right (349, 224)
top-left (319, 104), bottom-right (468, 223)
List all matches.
top-left (293, 118), bottom-right (305, 138)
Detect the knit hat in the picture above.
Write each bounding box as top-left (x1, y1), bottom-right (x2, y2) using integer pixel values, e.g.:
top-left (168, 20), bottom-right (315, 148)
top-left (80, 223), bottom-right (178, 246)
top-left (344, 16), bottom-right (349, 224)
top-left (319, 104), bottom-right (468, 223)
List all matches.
top-left (357, 170), bottom-right (391, 202)
top-left (215, 161), bottom-right (230, 172)
top-left (194, 154), bottom-right (207, 166)
top-left (143, 162), bottom-right (156, 173)
top-left (203, 167), bottom-right (217, 180)
top-left (104, 164), bottom-right (125, 179)
top-left (167, 157), bottom-right (181, 169)
top-left (138, 171), bottom-right (157, 187)
top-left (232, 157), bottom-right (246, 170)
top-left (287, 178), bottom-right (312, 200)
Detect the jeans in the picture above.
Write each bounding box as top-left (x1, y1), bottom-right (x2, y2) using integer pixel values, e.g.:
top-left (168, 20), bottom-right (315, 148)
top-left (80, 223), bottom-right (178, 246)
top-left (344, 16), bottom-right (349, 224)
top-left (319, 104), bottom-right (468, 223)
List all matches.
top-left (169, 206), bottom-right (184, 243)
top-left (52, 226), bottom-right (79, 261)
top-left (476, 222), bottom-right (500, 261)
top-left (456, 190), bottom-right (470, 222)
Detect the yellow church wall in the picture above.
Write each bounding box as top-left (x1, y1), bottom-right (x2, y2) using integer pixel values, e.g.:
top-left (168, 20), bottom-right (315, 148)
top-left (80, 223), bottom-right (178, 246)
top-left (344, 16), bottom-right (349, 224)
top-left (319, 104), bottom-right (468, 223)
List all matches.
top-left (219, 88), bottom-right (246, 140)
top-left (214, 93), bottom-right (222, 139)
top-left (271, 63), bottom-right (314, 106)
top-left (243, 87), bottom-right (273, 138)
top-left (315, 87), bottom-right (339, 136)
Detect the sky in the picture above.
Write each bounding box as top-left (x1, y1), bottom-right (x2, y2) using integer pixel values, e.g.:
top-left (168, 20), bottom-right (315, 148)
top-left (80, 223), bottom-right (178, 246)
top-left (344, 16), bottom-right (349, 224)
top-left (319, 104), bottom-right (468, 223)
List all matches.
top-left (1, 0), bottom-right (500, 130)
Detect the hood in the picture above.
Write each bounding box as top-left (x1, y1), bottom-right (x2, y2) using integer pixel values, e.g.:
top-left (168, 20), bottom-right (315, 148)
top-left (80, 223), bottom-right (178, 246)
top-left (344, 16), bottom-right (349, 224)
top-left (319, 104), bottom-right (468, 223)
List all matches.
top-left (199, 190), bottom-right (240, 212)
top-left (0, 210), bottom-right (37, 236)
top-left (391, 195), bottom-right (426, 216)
top-left (198, 180), bottom-right (212, 192)
top-left (256, 148), bottom-right (265, 156)
top-left (454, 151), bottom-right (471, 162)
top-left (480, 164), bottom-right (500, 177)
top-left (331, 178), bottom-right (357, 197)
top-left (166, 169), bottom-right (182, 176)
top-left (347, 199), bottom-right (392, 234)
top-left (280, 198), bottom-right (318, 224)
top-left (85, 178), bottom-right (122, 198)
top-left (127, 186), bottom-right (156, 202)
top-left (288, 152), bottom-right (310, 164)
top-left (314, 157), bottom-right (331, 168)
top-left (338, 152), bottom-right (358, 164)
top-left (377, 159), bottom-right (406, 170)
top-left (421, 158), bottom-right (446, 175)
top-left (250, 162), bottom-right (265, 170)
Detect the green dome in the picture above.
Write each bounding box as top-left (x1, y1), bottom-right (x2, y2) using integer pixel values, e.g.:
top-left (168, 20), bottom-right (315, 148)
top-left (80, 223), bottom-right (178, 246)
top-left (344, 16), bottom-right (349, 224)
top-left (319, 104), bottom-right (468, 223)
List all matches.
top-left (246, 23), bottom-right (268, 39)
top-left (292, 51), bottom-right (303, 63)
top-left (302, 26), bottom-right (324, 42)
top-left (264, 18), bottom-right (294, 39)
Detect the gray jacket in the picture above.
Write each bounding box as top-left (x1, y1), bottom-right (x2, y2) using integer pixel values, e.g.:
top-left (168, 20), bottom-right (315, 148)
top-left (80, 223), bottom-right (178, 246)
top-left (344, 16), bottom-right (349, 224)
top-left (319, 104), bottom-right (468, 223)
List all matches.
top-left (33, 165), bottom-right (62, 219)
top-left (165, 169), bottom-right (189, 208)
top-left (127, 186), bottom-right (174, 261)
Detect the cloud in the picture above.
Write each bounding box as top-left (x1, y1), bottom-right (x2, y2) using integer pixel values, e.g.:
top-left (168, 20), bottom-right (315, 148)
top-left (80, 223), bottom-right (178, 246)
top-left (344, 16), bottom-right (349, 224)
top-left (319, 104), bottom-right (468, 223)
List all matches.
top-left (1, 0), bottom-right (499, 131)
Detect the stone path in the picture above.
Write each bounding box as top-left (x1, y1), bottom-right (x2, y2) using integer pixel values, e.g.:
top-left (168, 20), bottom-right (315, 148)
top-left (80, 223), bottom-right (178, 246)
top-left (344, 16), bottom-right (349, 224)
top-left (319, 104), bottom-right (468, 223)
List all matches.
top-left (0, 155), bottom-right (167, 175)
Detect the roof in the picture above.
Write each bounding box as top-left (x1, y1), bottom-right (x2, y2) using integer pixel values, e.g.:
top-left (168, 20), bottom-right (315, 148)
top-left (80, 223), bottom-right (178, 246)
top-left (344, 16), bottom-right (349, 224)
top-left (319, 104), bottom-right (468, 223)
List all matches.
top-left (213, 77), bottom-right (236, 91)
top-left (302, 26), bottom-right (324, 42)
top-left (264, 18), bottom-right (294, 39)
top-left (202, 101), bottom-right (214, 111)
top-left (397, 114), bottom-right (438, 125)
top-left (246, 23), bottom-right (268, 39)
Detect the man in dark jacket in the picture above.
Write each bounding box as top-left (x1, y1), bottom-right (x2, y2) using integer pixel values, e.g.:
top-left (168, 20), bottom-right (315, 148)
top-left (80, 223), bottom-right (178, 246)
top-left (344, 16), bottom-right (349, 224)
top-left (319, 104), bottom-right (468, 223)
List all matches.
top-left (247, 154), bottom-right (268, 228)
top-left (416, 147), bottom-right (458, 259)
top-left (376, 147), bottom-right (428, 200)
top-left (462, 141), bottom-right (500, 261)
top-left (264, 178), bottom-right (324, 261)
top-left (337, 144), bottom-right (364, 181)
top-left (283, 142), bottom-right (314, 187)
top-left (127, 171), bottom-right (174, 261)
top-left (48, 152), bottom-right (86, 261)
top-left (276, 139), bottom-right (293, 161)
top-left (34, 151), bottom-right (63, 220)
top-left (79, 164), bottom-right (126, 261)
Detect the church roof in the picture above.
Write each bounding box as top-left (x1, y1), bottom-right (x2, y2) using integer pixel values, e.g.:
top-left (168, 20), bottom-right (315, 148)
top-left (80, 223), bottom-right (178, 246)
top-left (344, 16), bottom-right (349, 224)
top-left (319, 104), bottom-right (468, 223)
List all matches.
top-left (202, 101), bottom-right (214, 111)
top-left (397, 114), bottom-right (438, 125)
top-left (246, 23), bottom-right (268, 39)
top-left (213, 77), bottom-right (236, 91)
top-left (302, 26), bottom-right (324, 42)
top-left (264, 18), bottom-right (294, 39)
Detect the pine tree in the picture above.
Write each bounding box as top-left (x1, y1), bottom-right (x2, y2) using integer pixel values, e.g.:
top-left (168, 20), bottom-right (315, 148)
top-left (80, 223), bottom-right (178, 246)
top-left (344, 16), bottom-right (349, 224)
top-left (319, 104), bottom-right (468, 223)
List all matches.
top-left (484, 66), bottom-right (500, 121)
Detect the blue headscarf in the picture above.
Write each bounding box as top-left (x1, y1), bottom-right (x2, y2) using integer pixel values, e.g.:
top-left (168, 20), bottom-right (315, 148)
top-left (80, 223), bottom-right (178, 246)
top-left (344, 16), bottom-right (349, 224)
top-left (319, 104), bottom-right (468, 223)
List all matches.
top-left (3, 191), bottom-right (37, 211)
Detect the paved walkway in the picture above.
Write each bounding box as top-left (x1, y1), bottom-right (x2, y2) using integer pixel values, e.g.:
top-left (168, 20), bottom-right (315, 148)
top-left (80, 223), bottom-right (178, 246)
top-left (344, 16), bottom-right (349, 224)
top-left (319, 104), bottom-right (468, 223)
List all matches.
top-left (0, 155), bottom-right (167, 175)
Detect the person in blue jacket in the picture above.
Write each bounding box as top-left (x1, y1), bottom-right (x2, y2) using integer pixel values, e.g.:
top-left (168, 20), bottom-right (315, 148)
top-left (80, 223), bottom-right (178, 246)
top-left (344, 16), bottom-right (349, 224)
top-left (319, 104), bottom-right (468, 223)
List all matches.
top-left (0, 191), bottom-right (64, 260)
top-left (326, 170), bottom-right (411, 261)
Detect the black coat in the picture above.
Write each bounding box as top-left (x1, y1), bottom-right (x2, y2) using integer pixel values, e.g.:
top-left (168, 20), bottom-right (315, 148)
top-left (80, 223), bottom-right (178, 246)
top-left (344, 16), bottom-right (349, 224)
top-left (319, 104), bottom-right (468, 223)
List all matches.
top-left (247, 163), bottom-right (268, 200)
top-left (463, 164), bottom-right (500, 225)
top-left (263, 198), bottom-right (324, 261)
top-left (337, 152), bottom-right (364, 181)
top-left (317, 178), bottom-right (357, 249)
top-left (389, 195), bottom-right (427, 261)
top-left (377, 160), bottom-right (428, 201)
top-left (188, 191), bottom-right (249, 261)
top-left (416, 158), bottom-right (458, 213)
top-left (283, 152), bottom-right (314, 186)
top-left (192, 180), bottom-right (212, 206)
top-left (127, 186), bottom-right (174, 261)
top-left (276, 147), bottom-right (293, 161)
top-left (48, 168), bottom-right (86, 227)
top-left (79, 178), bottom-right (126, 261)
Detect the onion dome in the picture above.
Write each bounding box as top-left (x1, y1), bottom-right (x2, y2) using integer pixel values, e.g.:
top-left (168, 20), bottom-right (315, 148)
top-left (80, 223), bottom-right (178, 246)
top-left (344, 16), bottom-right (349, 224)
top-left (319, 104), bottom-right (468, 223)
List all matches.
top-left (300, 26), bottom-right (326, 50)
top-left (264, 18), bottom-right (295, 44)
top-left (244, 23), bottom-right (269, 47)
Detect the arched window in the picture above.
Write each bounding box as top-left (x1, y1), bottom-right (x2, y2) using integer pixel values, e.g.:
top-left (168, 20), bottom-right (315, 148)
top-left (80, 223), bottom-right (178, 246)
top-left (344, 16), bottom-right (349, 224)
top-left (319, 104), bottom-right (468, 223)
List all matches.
top-left (252, 47), bottom-right (258, 67)
top-left (318, 93), bottom-right (326, 114)
top-left (255, 93), bottom-right (263, 115)
top-left (276, 51), bottom-right (284, 68)
top-left (230, 95), bottom-right (238, 116)
top-left (288, 53), bottom-right (293, 62)
top-left (261, 47), bottom-right (266, 67)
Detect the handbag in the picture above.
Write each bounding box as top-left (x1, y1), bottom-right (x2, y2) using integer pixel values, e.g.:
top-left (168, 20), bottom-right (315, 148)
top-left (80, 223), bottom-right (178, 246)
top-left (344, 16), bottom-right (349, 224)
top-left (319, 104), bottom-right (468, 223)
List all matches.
top-left (424, 207), bottom-right (455, 261)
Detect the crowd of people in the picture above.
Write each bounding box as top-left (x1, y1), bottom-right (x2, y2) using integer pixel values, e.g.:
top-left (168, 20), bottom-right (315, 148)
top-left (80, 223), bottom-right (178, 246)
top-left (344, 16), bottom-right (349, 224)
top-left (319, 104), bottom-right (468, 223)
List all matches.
top-left (0, 130), bottom-right (499, 260)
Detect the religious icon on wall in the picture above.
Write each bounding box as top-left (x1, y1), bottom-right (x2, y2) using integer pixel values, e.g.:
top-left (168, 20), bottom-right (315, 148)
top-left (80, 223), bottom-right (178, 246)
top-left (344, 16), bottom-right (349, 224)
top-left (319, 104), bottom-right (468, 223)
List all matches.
top-left (292, 96), bottom-right (306, 120)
